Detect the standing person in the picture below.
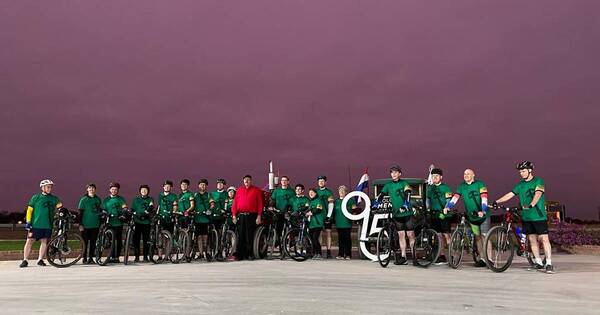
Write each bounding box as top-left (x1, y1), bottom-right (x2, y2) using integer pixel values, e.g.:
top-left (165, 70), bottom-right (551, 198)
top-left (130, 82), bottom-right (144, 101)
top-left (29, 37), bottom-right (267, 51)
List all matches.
top-left (269, 175), bottom-right (295, 241)
top-left (194, 179), bottom-right (211, 258)
top-left (443, 169), bottom-right (490, 267)
top-left (157, 180), bottom-right (177, 233)
top-left (224, 186), bottom-right (236, 229)
top-left (78, 183), bottom-right (102, 264)
top-left (231, 175), bottom-right (263, 261)
top-left (494, 161), bottom-right (554, 273)
top-left (307, 188), bottom-right (326, 259)
top-left (316, 176), bottom-right (335, 259)
top-left (20, 179), bottom-right (63, 268)
top-left (426, 168), bottom-right (453, 264)
top-left (333, 185), bottom-right (357, 260)
top-left (290, 184), bottom-right (310, 213)
top-left (209, 178), bottom-right (228, 231)
top-left (102, 182), bottom-right (128, 263)
top-left (375, 165), bottom-right (414, 265)
top-left (131, 185), bottom-right (154, 262)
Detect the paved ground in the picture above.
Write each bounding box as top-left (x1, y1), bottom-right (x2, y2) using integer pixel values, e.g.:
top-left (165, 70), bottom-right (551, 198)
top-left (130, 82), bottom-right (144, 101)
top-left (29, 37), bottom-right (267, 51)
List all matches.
top-left (1, 254), bottom-right (599, 315)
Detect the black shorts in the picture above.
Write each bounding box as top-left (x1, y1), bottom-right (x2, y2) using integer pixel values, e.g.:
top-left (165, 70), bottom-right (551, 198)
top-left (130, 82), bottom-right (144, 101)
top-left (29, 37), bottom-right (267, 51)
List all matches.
top-left (394, 216), bottom-right (415, 231)
top-left (431, 217), bottom-right (452, 234)
top-left (324, 221), bottom-right (333, 230)
top-left (29, 228), bottom-right (52, 240)
top-left (195, 223), bottom-right (208, 236)
top-left (522, 220), bottom-right (548, 235)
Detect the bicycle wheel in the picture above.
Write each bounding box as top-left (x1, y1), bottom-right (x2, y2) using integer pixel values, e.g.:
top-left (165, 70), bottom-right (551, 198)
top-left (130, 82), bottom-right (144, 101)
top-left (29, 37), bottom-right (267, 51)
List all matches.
top-left (96, 229), bottom-right (115, 266)
top-left (123, 226), bottom-right (134, 265)
top-left (46, 233), bottom-right (84, 268)
top-left (224, 230), bottom-right (236, 260)
top-left (169, 230), bottom-right (188, 264)
top-left (283, 228), bottom-right (312, 262)
top-left (484, 226), bottom-right (515, 273)
top-left (376, 228), bottom-right (391, 268)
top-left (266, 227), bottom-right (277, 260)
top-left (185, 232), bottom-right (197, 263)
top-left (448, 228), bottom-right (465, 269)
top-left (412, 228), bottom-right (440, 268)
top-left (150, 230), bottom-right (172, 264)
top-left (253, 226), bottom-right (268, 259)
top-left (205, 228), bottom-right (219, 262)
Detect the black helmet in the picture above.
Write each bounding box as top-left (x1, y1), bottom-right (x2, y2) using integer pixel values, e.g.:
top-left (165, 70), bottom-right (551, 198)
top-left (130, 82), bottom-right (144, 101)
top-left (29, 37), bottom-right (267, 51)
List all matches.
top-left (163, 180), bottom-right (173, 187)
top-left (390, 165), bottom-right (402, 173)
top-left (216, 178), bottom-right (226, 185)
top-left (431, 168), bottom-right (443, 176)
top-left (516, 161), bottom-right (534, 170)
top-left (317, 175), bottom-right (327, 181)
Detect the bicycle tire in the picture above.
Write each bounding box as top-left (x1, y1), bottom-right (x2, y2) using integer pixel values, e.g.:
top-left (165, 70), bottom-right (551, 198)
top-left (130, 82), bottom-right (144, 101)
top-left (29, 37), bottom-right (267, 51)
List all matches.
top-left (46, 233), bottom-right (84, 268)
top-left (96, 229), bottom-right (115, 266)
top-left (266, 227), bottom-right (277, 260)
top-left (283, 228), bottom-right (311, 262)
top-left (376, 229), bottom-right (391, 268)
top-left (253, 226), bottom-right (267, 259)
top-left (123, 226), bottom-right (133, 265)
top-left (412, 228), bottom-right (439, 268)
top-left (448, 228), bottom-right (465, 269)
top-left (205, 228), bottom-right (219, 262)
top-left (484, 226), bottom-right (515, 273)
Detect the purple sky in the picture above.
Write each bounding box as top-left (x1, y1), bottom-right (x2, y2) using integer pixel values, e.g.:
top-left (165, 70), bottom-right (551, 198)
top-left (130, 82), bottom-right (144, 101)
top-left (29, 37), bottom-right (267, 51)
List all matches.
top-left (1, 1), bottom-right (599, 218)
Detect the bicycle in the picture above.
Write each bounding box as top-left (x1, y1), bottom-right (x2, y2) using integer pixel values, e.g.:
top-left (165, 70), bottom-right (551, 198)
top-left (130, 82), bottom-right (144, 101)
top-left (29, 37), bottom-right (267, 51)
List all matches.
top-left (169, 211), bottom-right (189, 264)
top-left (216, 213), bottom-right (237, 261)
top-left (122, 208), bottom-right (136, 265)
top-left (148, 214), bottom-right (172, 264)
top-left (46, 207), bottom-right (84, 268)
top-left (253, 208), bottom-right (279, 260)
top-left (375, 207), bottom-right (399, 268)
top-left (447, 212), bottom-right (481, 269)
top-left (95, 211), bottom-right (116, 266)
top-left (483, 206), bottom-right (540, 272)
top-left (183, 210), bottom-right (199, 262)
top-left (203, 209), bottom-right (220, 262)
top-left (282, 209), bottom-right (313, 262)
top-left (411, 205), bottom-right (443, 268)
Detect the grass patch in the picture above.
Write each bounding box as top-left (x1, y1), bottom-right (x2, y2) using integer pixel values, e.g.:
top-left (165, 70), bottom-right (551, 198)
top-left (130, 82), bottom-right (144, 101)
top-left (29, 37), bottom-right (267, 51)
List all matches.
top-left (0, 240), bottom-right (82, 252)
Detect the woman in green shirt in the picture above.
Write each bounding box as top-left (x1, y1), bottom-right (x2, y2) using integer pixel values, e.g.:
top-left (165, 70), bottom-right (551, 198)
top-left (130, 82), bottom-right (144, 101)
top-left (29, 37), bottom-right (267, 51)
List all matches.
top-left (131, 185), bottom-right (154, 262)
top-left (78, 183), bottom-right (102, 264)
top-left (334, 186), bottom-right (356, 260)
top-left (307, 188), bottom-right (325, 260)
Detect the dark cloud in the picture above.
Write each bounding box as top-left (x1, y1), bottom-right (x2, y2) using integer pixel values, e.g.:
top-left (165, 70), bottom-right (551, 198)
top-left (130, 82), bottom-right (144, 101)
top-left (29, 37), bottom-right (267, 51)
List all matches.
top-left (1, 0), bottom-right (599, 218)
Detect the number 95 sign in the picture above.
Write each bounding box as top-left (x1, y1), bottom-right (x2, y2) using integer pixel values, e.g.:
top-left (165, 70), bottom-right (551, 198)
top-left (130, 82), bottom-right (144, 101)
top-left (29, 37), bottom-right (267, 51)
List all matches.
top-left (341, 191), bottom-right (389, 262)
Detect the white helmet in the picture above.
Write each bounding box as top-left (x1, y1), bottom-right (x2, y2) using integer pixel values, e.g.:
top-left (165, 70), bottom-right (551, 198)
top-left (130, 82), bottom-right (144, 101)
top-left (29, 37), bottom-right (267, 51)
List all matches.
top-left (227, 186), bottom-right (236, 192)
top-left (40, 179), bottom-right (54, 187)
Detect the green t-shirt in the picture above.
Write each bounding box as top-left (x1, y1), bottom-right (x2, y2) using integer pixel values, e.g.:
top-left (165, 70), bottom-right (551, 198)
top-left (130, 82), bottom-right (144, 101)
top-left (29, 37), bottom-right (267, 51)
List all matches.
top-left (78, 195), bottom-right (102, 229)
top-left (194, 191), bottom-right (211, 223)
top-left (512, 177), bottom-right (547, 222)
top-left (131, 196), bottom-right (154, 225)
top-left (177, 191), bottom-right (194, 213)
top-left (316, 187), bottom-right (334, 208)
top-left (426, 183), bottom-right (453, 212)
top-left (157, 192), bottom-right (177, 219)
top-left (209, 190), bottom-right (228, 219)
top-left (381, 180), bottom-right (413, 218)
top-left (455, 180), bottom-right (488, 223)
top-left (333, 197), bottom-right (356, 229)
top-left (290, 195), bottom-right (310, 213)
top-left (271, 187), bottom-right (295, 212)
top-left (28, 193), bottom-right (61, 229)
top-left (224, 197), bottom-right (234, 225)
top-left (308, 197), bottom-right (326, 229)
top-left (102, 195), bottom-right (127, 227)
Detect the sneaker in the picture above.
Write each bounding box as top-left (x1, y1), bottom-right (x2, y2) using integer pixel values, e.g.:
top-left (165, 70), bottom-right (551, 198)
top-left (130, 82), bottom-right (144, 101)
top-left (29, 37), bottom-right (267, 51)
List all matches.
top-left (143, 257), bottom-right (149, 262)
top-left (344, 256), bottom-right (351, 260)
top-left (534, 263), bottom-right (544, 270)
top-left (394, 256), bottom-right (408, 265)
top-left (335, 256), bottom-right (344, 260)
top-left (37, 260), bottom-right (47, 266)
top-left (474, 260), bottom-right (487, 268)
top-left (19, 260), bottom-right (28, 268)
top-left (545, 264), bottom-right (555, 274)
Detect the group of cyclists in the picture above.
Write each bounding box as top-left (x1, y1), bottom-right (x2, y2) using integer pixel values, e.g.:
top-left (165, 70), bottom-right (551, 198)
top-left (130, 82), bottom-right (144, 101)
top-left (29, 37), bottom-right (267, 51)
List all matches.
top-left (18, 160), bottom-right (554, 274)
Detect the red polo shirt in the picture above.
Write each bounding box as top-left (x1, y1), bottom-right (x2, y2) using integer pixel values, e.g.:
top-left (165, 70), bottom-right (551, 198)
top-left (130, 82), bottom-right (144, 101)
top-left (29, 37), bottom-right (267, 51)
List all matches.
top-left (231, 185), bottom-right (264, 217)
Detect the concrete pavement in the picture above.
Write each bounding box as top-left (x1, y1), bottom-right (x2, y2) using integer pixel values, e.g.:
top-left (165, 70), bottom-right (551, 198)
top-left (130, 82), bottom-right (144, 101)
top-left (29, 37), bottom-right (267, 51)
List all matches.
top-left (0, 254), bottom-right (599, 314)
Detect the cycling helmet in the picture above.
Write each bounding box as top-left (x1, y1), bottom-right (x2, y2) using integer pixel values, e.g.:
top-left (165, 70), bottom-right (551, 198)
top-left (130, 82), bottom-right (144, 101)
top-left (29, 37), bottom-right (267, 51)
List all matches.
top-left (431, 168), bottom-right (443, 176)
top-left (40, 179), bottom-right (54, 187)
top-left (227, 186), bottom-right (236, 192)
top-left (516, 161), bottom-right (534, 170)
top-left (216, 178), bottom-right (226, 185)
top-left (317, 175), bottom-right (327, 181)
top-left (389, 165), bottom-right (402, 173)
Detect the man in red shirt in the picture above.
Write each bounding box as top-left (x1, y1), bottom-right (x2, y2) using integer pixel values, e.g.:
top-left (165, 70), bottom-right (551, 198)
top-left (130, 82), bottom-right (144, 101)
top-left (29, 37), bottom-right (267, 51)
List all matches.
top-left (231, 175), bottom-right (263, 260)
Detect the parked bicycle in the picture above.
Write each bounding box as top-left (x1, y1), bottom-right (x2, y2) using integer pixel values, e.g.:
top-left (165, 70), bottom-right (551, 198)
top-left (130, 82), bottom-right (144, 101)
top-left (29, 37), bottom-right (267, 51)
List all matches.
top-left (46, 207), bottom-right (84, 268)
top-left (216, 212), bottom-right (237, 261)
top-left (375, 206), bottom-right (399, 268)
top-left (282, 208), bottom-right (313, 262)
top-left (253, 208), bottom-right (279, 260)
top-left (447, 211), bottom-right (481, 269)
top-left (411, 205), bottom-right (443, 268)
top-left (95, 210), bottom-right (116, 266)
top-left (148, 213), bottom-right (172, 264)
top-left (169, 211), bottom-right (189, 264)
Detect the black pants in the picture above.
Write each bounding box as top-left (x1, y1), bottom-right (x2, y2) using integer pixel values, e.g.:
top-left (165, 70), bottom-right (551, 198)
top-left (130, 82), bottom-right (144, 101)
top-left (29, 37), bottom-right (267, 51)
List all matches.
top-left (275, 213), bottom-right (285, 242)
top-left (310, 228), bottom-right (322, 256)
top-left (337, 228), bottom-right (352, 258)
top-left (236, 213), bottom-right (257, 260)
top-left (111, 226), bottom-right (123, 259)
top-left (133, 223), bottom-right (150, 259)
top-left (81, 228), bottom-right (99, 260)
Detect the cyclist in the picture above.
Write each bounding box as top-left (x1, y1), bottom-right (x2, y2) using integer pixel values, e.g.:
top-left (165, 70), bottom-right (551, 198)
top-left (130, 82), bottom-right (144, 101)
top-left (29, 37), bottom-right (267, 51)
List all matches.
top-left (426, 168), bottom-right (453, 264)
top-left (316, 176), bottom-right (335, 259)
top-left (209, 178), bottom-right (228, 231)
top-left (443, 169), bottom-right (490, 267)
top-left (131, 185), bottom-right (154, 262)
top-left (194, 179), bottom-right (211, 259)
top-left (375, 165), bottom-right (414, 265)
top-left (157, 180), bottom-right (177, 233)
top-left (102, 182), bottom-right (128, 263)
top-left (290, 184), bottom-right (310, 213)
top-left (78, 183), bottom-right (102, 265)
top-left (20, 179), bottom-right (63, 268)
top-left (224, 186), bottom-right (236, 229)
top-left (494, 161), bottom-right (554, 274)
top-left (333, 185), bottom-right (357, 260)
top-left (307, 188), bottom-right (326, 259)
top-left (269, 175), bottom-right (295, 245)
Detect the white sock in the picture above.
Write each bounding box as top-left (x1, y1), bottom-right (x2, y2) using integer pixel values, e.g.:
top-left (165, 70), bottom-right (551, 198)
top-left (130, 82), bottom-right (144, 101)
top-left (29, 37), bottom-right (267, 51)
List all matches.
top-left (535, 258), bottom-right (543, 265)
top-left (546, 258), bottom-right (551, 266)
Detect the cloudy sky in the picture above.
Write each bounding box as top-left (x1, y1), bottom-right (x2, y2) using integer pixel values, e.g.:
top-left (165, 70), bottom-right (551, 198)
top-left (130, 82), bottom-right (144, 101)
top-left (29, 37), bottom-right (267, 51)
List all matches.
top-left (1, 0), bottom-right (599, 218)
